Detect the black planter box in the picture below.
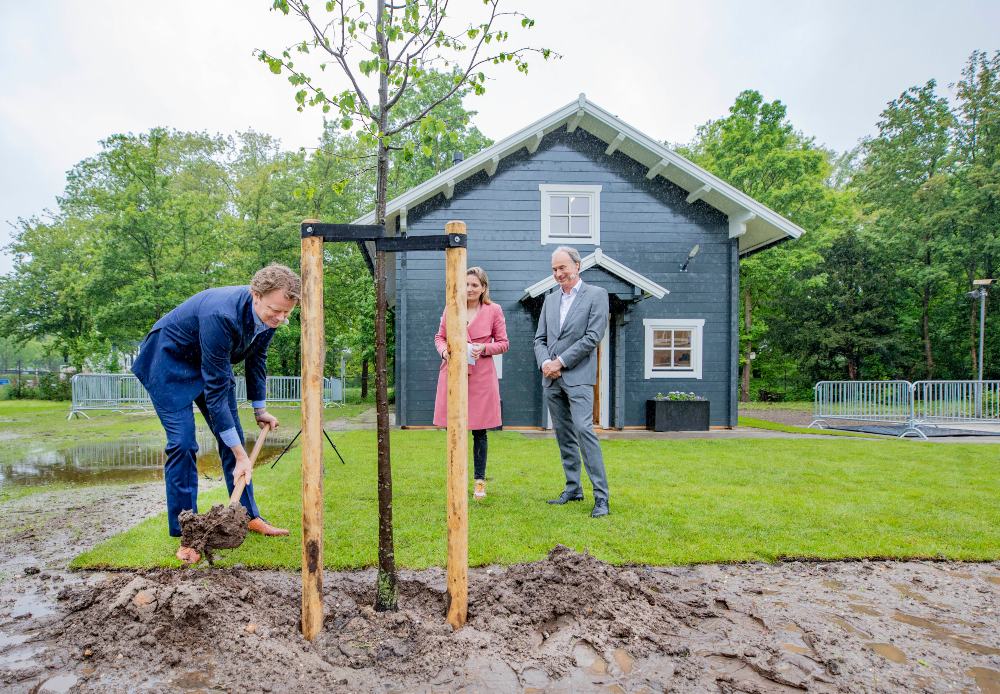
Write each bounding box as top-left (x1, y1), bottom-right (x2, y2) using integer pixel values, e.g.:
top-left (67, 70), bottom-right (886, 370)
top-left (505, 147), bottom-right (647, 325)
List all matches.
top-left (646, 399), bottom-right (710, 432)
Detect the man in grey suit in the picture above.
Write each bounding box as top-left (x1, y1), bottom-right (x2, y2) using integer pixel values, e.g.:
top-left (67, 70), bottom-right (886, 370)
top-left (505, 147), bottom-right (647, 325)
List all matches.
top-left (533, 246), bottom-right (610, 518)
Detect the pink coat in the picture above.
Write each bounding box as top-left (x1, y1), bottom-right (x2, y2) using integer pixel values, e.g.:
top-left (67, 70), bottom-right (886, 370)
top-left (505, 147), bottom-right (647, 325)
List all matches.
top-left (433, 302), bottom-right (509, 429)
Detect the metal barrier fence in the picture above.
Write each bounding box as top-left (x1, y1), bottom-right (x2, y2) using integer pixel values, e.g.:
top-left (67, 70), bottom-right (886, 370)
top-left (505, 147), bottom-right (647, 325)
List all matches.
top-left (70, 374), bottom-right (344, 419)
top-left (811, 379), bottom-right (1000, 439)
top-left (912, 380), bottom-right (1000, 425)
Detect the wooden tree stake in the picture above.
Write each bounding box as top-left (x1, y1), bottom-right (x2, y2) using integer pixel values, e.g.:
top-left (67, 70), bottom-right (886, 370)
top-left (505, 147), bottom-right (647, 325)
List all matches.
top-left (444, 220), bottom-right (469, 629)
top-left (300, 221), bottom-right (325, 640)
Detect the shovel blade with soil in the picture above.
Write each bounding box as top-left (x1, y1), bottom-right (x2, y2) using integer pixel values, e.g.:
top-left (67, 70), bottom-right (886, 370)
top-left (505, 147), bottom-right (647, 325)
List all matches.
top-left (178, 425), bottom-right (271, 564)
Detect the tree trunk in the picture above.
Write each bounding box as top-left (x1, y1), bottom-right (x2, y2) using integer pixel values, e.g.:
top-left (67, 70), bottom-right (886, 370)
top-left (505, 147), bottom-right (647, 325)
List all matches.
top-left (740, 287), bottom-right (752, 402)
top-left (360, 358), bottom-right (369, 400)
top-left (847, 360), bottom-right (858, 381)
top-left (373, 0), bottom-right (398, 613)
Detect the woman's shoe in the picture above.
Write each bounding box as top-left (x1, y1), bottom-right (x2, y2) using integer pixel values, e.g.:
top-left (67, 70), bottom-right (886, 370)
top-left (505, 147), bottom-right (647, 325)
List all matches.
top-left (474, 479), bottom-right (487, 500)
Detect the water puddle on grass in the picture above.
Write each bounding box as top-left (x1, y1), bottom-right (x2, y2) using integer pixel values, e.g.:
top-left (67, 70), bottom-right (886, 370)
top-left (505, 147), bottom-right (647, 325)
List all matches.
top-left (0, 429), bottom-right (292, 489)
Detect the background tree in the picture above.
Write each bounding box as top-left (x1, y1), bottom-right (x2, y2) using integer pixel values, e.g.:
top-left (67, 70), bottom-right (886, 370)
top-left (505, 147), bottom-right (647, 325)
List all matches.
top-left (0, 216), bottom-right (97, 366)
top-left (59, 129), bottom-right (237, 349)
top-left (260, 0), bottom-right (553, 610)
top-left (681, 90), bottom-right (836, 400)
top-left (949, 50), bottom-right (1000, 377)
top-left (853, 81), bottom-right (955, 379)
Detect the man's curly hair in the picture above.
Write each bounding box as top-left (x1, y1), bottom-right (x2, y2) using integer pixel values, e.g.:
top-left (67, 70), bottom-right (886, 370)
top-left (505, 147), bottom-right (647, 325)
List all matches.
top-left (250, 264), bottom-right (301, 301)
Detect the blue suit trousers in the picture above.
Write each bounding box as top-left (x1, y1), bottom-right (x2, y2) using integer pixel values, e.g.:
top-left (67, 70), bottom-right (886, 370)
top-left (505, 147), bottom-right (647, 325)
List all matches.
top-left (155, 388), bottom-right (260, 537)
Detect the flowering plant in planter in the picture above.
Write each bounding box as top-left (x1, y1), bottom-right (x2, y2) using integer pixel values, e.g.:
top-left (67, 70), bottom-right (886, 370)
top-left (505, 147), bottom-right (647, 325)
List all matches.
top-left (647, 392), bottom-right (710, 431)
top-left (654, 391), bottom-right (706, 401)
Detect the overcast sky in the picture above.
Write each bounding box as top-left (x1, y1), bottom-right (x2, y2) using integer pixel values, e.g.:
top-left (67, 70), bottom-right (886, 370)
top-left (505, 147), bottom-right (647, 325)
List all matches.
top-left (2, 1), bottom-right (998, 274)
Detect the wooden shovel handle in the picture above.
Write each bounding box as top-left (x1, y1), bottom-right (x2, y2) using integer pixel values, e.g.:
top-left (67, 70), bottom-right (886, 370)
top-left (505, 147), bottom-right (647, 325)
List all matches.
top-left (229, 424), bottom-right (271, 505)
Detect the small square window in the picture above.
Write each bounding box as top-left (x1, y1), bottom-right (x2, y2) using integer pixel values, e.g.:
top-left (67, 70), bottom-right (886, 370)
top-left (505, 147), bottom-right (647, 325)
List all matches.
top-left (644, 319), bottom-right (705, 379)
top-left (540, 184), bottom-right (601, 245)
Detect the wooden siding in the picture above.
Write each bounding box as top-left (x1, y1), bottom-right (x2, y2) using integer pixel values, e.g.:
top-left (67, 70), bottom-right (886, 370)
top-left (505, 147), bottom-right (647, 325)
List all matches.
top-left (395, 127), bottom-right (737, 428)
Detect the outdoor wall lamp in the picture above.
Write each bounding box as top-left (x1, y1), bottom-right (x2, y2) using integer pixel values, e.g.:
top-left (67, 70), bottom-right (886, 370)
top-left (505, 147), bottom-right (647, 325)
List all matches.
top-left (679, 244), bottom-right (700, 272)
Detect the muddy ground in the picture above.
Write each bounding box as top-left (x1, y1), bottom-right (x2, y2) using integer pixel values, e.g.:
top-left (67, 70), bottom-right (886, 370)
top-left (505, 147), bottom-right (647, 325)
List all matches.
top-left (1, 482), bottom-right (999, 693)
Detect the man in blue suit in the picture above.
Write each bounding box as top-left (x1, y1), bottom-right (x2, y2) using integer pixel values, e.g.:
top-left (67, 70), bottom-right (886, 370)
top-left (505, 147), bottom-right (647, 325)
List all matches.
top-left (132, 264), bottom-right (300, 563)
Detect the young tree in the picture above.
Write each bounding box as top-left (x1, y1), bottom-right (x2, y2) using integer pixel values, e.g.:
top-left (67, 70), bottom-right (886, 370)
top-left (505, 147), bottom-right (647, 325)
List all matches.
top-left (260, 0), bottom-right (554, 610)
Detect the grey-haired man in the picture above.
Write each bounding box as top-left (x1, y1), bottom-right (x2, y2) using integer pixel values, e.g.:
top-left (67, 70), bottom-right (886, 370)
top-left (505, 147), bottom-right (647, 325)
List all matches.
top-left (533, 246), bottom-right (610, 518)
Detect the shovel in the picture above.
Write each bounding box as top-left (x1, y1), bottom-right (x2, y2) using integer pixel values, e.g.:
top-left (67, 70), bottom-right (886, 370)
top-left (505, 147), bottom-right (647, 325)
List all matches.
top-left (178, 424), bottom-right (272, 564)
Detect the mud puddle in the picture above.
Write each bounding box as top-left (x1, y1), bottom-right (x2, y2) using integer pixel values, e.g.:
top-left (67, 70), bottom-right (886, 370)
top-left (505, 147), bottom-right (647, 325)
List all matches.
top-left (0, 428), bottom-right (293, 489)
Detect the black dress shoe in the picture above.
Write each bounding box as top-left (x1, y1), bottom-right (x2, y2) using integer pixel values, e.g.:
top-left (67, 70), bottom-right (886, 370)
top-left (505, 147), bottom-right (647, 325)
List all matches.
top-left (547, 491), bottom-right (585, 505)
top-left (590, 498), bottom-right (610, 518)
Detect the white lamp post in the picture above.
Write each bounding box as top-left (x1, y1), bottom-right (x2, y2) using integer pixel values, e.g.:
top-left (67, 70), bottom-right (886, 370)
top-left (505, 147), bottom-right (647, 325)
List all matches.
top-left (968, 279), bottom-right (994, 418)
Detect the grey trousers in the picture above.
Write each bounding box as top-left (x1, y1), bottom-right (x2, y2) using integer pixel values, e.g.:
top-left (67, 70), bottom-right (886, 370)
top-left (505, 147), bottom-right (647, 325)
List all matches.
top-left (545, 379), bottom-right (609, 501)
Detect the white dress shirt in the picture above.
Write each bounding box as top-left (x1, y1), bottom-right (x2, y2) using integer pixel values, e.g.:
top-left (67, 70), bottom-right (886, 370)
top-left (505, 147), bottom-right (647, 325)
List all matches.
top-left (544, 279), bottom-right (583, 371)
top-left (559, 279), bottom-right (582, 330)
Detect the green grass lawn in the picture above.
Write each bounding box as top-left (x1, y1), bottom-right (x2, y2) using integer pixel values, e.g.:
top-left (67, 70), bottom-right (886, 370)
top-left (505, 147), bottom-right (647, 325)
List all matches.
top-left (738, 400), bottom-right (813, 413)
top-left (737, 416), bottom-right (873, 438)
top-left (72, 430), bottom-right (1000, 570)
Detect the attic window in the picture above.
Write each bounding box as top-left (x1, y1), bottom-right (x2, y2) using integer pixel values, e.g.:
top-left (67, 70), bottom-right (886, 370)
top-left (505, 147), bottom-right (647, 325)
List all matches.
top-left (539, 184), bottom-right (601, 245)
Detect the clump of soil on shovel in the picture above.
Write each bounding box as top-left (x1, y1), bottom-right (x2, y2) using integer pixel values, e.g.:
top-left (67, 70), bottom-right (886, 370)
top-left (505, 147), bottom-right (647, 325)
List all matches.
top-left (178, 503), bottom-right (248, 564)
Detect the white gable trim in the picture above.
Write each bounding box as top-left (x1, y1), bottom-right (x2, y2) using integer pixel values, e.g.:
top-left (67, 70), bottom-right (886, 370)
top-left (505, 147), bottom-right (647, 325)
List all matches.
top-left (352, 94), bottom-right (806, 255)
top-left (522, 248), bottom-right (669, 300)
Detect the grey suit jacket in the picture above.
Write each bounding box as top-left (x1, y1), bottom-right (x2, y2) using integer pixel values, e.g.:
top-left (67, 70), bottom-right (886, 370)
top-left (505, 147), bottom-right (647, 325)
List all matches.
top-left (533, 282), bottom-right (609, 388)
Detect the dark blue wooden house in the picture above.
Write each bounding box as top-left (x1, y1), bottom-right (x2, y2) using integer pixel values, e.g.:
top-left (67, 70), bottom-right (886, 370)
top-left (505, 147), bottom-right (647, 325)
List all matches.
top-left (353, 95), bottom-right (804, 429)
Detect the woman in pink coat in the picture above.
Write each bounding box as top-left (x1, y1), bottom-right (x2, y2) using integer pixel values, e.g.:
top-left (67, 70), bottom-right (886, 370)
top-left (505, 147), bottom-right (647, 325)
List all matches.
top-left (433, 266), bottom-right (509, 499)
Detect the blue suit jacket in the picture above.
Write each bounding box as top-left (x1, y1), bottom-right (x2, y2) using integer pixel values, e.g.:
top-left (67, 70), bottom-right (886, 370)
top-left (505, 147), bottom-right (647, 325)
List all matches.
top-left (132, 286), bottom-right (274, 434)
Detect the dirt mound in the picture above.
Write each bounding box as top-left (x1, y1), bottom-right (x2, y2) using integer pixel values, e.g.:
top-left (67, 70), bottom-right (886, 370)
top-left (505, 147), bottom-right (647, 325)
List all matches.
top-left (29, 545), bottom-right (1000, 692)
top-left (41, 546), bottom-right (857, 692)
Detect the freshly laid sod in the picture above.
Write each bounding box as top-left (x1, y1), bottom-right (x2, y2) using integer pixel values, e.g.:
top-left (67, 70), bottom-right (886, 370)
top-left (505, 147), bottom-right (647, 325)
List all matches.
top-left (72, 430), bottom-right (1000, 569)
top-left (738, 401), bottom-right (813, 413)
top-left (738, 416), bottom-right (874, 438)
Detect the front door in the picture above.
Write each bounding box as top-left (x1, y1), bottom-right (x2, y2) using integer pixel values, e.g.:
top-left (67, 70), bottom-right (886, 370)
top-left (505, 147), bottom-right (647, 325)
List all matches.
top-left (595, 327), bottom-right (609, 428)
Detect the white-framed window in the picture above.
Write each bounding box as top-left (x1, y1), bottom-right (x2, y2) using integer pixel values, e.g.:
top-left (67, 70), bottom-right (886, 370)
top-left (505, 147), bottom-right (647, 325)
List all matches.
top-left (539, 184), bottom-right (601, 245)
top-left (643, 318), bottom-right (705, 379)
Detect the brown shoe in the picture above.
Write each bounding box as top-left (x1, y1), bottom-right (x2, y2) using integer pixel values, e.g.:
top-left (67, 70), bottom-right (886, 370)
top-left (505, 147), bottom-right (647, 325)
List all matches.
top-left (247, 518), bottom-right (290, 536)
top-left (176, 546), bottom-right (201, 564)
top-left (474, 479), bottom-right (487, 500)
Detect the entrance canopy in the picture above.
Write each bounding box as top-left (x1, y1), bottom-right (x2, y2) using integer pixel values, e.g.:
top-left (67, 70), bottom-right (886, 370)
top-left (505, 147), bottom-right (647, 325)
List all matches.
top-left (520, 248), bottom-right (668, 307)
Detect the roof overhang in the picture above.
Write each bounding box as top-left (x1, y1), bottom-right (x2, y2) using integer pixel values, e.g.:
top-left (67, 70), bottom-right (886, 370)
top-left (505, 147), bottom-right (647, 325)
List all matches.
top-left (353, 94), bottom-right (806, 256)
top-left (521, 248), bottom-right (668, 301)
